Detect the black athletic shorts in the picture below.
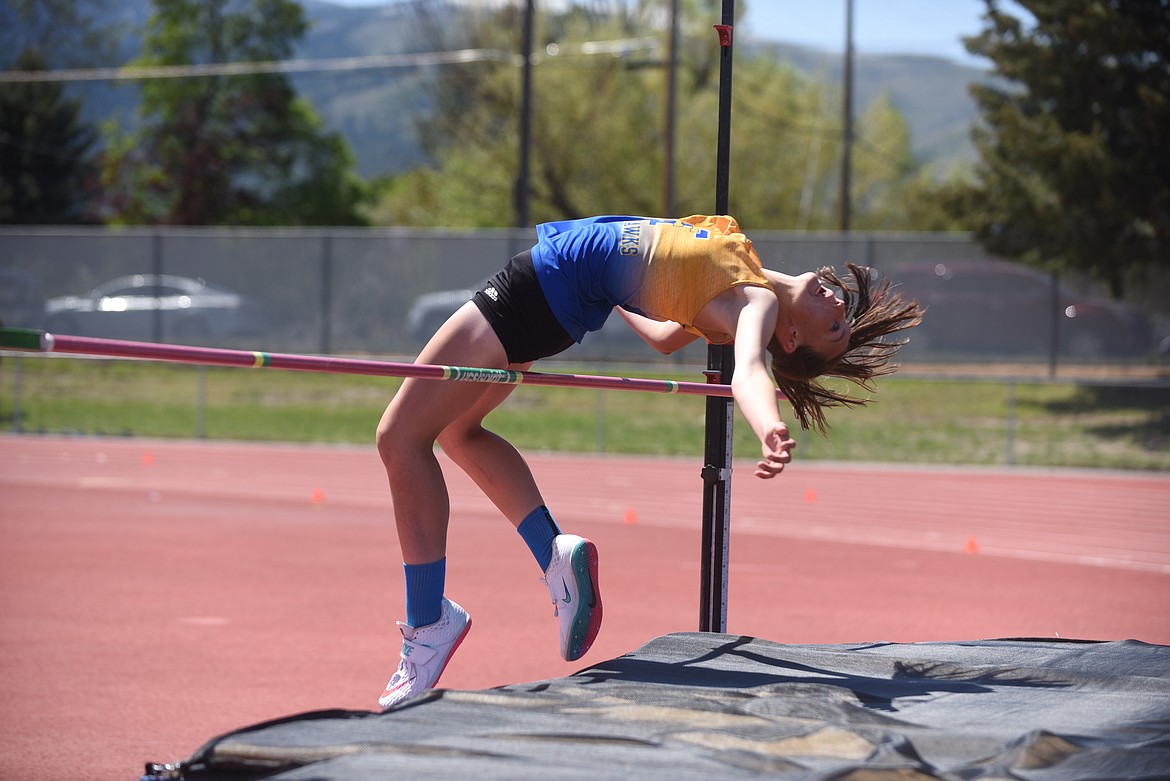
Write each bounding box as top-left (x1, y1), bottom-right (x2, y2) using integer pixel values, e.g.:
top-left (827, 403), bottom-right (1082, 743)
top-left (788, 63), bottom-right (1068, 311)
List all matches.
top-left (472, 250), bottom-right (575, 364)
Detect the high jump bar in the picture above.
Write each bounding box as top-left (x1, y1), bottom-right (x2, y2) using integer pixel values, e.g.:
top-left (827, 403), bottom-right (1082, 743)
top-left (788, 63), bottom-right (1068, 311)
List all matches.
top-left (0, 327), bottom-right (784, 400)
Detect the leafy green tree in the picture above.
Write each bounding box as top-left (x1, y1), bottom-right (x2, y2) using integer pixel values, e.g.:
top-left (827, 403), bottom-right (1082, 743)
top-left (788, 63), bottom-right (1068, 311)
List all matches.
top-left (367, 0), bottom-right (926, 232)
top-left (954, 0), bottom-right (1170, 295)
top-left (0, 49), bottom-right (98, 224)
top-left (100, 0), bottom-right (368, 226)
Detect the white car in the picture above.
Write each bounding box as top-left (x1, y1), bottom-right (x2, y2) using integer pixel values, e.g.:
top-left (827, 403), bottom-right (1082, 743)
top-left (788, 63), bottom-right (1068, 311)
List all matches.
top-left (44, 274), bottom-right (262, 342)
top-left (406, 285), bottom-right (479, 342)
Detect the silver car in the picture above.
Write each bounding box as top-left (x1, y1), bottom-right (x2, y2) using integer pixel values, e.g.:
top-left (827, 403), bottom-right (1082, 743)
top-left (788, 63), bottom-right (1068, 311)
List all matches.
top-left (406, 285), bottom-right (479, 342)
top-left (44, 274), bottom-right (261, 342)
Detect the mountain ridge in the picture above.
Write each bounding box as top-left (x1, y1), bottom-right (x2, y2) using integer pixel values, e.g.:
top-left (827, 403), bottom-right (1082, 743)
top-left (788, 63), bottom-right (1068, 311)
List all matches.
top-left (5, 0), bottom-right (986, 179)
top-left (296, 1), bottom-right (987, 177)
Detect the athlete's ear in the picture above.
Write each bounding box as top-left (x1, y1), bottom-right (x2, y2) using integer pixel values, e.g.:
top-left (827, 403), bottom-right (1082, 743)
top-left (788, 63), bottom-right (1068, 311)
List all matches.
top-left (783, 328), bottom-right (798, 353)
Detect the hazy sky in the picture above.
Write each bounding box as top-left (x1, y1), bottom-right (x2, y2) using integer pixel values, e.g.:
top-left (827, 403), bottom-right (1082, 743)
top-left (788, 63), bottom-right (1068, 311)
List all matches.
top-left (741, 0), bottom-right (988, 64)
top-left (324, 0), bottom-right (991, 65)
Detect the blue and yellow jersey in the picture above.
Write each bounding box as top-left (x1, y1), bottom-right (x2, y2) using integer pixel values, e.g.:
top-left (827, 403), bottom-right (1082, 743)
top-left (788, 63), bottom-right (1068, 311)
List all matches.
top-left (530, 215), bottom-right (770, 342)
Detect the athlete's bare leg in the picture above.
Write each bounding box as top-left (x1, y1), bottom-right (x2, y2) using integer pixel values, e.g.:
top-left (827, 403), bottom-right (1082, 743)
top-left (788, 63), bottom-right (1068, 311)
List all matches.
top-left (436, 369), bottom-right (546, 528)
top-left (376, 302), bottom-right (543, 563)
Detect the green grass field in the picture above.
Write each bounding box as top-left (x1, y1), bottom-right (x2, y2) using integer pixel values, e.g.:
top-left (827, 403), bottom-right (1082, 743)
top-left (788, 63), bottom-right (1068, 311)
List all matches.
top-left (2, 355), bottom-right (1167, 471)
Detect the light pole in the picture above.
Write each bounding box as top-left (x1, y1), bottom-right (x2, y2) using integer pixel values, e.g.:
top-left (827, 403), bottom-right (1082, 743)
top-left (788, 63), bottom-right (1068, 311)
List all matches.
top-left (838, 0), bottom-right (855, 232)
top-left (662, 0), bottom-right (679, 216)
top-left (514, 0), bottom-right (535, 228)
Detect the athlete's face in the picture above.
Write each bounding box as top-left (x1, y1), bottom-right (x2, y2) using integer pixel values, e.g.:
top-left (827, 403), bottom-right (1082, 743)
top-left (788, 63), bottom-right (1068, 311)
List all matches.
top-left (791, 272), bottom-right (850, 358)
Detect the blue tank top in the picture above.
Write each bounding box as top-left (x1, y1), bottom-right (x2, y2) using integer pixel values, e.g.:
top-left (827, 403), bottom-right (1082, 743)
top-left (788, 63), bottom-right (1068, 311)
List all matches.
top-left (530, 215), bottom-right (653, 341)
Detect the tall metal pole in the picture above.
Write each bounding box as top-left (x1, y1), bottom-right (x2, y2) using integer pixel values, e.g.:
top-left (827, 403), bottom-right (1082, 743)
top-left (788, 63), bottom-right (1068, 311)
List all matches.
top-left (838, 0), bottom-right (854, 232)
top-left (151, 230), bottom-right (163, 344)
top-left (699, 0), bottom-right (737, 634)
top-left (661, 0), bottom-right (679, 216)
top-left (514, 0), bottom-right (535, 228)
top-left (319, 234), bottom-right (333, 355)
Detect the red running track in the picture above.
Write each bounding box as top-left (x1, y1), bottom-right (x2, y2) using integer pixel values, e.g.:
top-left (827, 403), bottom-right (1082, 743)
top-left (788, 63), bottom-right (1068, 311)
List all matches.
top-left (1, 435), bottom-right (1168, 780)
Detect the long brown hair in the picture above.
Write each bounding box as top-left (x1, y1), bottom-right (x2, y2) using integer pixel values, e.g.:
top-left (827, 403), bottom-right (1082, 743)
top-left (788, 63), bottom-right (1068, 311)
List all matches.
top-left (769, 263), bottom-right (923, 433)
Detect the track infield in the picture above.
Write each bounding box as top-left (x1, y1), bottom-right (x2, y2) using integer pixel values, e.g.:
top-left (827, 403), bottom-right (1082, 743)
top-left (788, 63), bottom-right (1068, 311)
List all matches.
top-left (1, 435), bottom-right (1167, 779)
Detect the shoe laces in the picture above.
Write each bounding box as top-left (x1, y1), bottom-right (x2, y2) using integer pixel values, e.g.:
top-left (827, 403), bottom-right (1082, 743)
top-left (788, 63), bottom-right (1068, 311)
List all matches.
top-left (539, 575), bottom-right (561, 618)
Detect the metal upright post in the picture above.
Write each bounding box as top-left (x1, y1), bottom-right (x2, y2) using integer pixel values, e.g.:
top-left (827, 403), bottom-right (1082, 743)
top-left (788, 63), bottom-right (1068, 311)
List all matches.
top-left (838, 0), bottom-right (855, 232)
top-left (320, 234), bottom-right (333, 355)
top-left (662, 0), bottom-right (679, 216)
top-left (514, 0), bottom-right (535, 228)
top-left (151, 231), bottom-right (164, 344)
top-left (699, 0), bottom-right (737, 634)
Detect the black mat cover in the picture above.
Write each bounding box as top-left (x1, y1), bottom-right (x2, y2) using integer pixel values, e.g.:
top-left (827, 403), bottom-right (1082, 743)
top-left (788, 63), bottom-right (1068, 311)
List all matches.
top-left (154, 633), bottom-right (1170, 780)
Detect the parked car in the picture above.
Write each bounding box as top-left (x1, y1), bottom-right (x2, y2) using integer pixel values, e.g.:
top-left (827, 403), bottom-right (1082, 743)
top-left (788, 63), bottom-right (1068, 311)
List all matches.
top-left (406, 285), bottom-right (479, 342)
top-left (889, 260), bottom-right (1154, 358)
top-left (44, 274), bottom-right (264, 342)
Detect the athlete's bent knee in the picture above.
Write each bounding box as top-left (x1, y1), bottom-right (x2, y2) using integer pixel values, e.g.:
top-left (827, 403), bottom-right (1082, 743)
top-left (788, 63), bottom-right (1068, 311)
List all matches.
top-left (375, 418), bottom-right (396, 467)
top-left (434, 422), bottom-right (478, 460)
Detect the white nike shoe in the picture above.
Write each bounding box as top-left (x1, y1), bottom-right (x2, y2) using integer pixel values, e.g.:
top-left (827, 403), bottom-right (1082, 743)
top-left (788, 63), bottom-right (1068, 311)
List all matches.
top-left (378, 597), bottom-right (471, 710)
top-left (540, 534), bottom-right (602, 662)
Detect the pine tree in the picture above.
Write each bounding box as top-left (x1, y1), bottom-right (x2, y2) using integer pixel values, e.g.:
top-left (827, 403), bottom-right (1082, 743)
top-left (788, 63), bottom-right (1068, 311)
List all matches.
top-left (958, 0), bottom-right (1170, 294)
top-left (0, 49), bottom-right (98, 224)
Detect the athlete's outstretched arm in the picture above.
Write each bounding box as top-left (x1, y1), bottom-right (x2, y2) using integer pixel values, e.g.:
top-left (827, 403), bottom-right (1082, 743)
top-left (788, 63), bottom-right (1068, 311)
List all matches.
top-left (729, 287), bottom-right (796, 479)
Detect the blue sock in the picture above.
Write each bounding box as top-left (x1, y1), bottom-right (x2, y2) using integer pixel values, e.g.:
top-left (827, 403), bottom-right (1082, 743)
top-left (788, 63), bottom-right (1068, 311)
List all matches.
top-left (403, 558), bottom-right (445, 628)
top-left (518, 505), bottom-right (562, 572)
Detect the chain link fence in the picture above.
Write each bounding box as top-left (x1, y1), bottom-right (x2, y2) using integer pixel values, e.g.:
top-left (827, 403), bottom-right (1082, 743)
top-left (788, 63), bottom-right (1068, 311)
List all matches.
top-left (2, 226), bottom-right (1166, 368)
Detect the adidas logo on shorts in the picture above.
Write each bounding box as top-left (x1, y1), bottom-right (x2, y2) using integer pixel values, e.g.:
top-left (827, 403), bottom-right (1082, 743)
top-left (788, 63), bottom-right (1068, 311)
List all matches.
top-left (484, 286), bottom-right (500, 301)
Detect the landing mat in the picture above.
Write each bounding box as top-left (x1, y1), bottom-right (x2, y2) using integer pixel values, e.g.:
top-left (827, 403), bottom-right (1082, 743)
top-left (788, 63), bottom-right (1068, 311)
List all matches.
top-left (150, 633), bottom-right (1170, 780)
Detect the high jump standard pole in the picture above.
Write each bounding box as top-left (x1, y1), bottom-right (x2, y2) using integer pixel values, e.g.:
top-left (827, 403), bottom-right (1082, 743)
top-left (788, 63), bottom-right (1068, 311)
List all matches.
top-left (699, 0), bottom-right (737, 634)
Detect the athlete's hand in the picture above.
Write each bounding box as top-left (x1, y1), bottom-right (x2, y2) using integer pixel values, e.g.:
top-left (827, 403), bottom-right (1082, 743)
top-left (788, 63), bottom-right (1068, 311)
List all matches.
top-left (755, 421), bottom-right (796, 479)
